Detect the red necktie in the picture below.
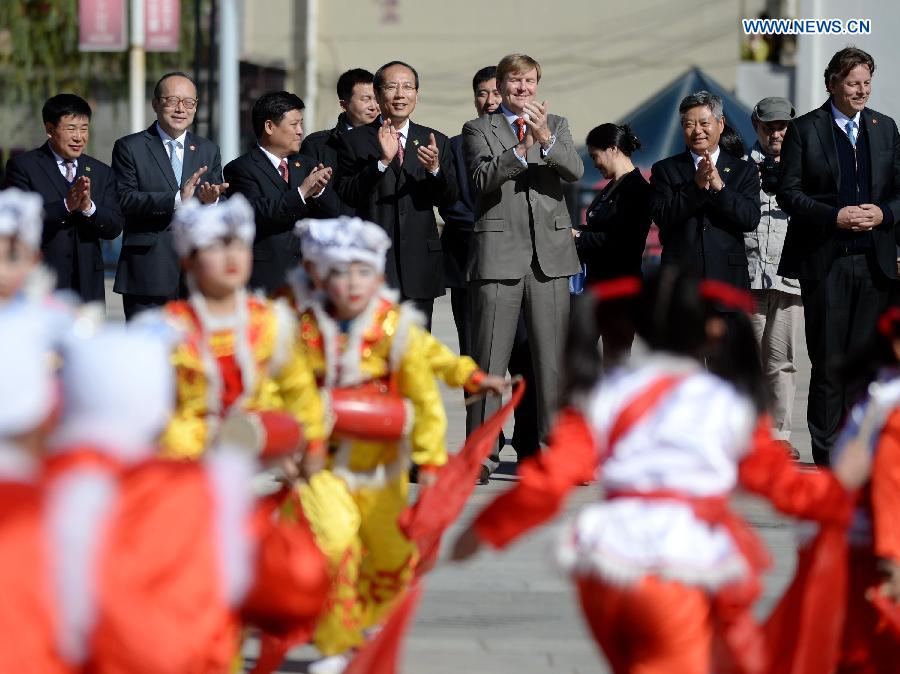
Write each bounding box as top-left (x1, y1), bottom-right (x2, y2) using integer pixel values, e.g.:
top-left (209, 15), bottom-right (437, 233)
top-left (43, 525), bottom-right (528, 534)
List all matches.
top-left (515, 118), bottom-right (526, 142)
top-left (397, 133), bottom-right (405, 165)
top-left (278, 158), bottom-right (289, 183)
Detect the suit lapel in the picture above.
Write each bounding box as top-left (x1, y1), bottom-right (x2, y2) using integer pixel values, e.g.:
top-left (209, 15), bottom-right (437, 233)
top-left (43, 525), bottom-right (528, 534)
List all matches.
top-left (399, 122), bottom-right (424, 183)
top-left (287, 154), bottom-right (307, 191)
top-left (812, 104), bottom-right (840, 188)
top-left (863, 108), bottom-right (884, 198)
top-left (490, 113), bottom-right (518, 152)
top-left (181, 133), bottom-right (202, 186)
top-left (251, 147), bottom-right (288, 192)
top-left (145, 125), bottom-right (179, 190)
top-left (36, 144), bottom-right (70, 199)
top-left (675, 151), bottom-right (697, 183)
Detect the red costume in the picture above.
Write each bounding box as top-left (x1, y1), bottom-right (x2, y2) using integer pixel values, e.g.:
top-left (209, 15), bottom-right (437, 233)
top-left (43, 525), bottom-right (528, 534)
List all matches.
top-left (473, 358), bottom-right (851, 674)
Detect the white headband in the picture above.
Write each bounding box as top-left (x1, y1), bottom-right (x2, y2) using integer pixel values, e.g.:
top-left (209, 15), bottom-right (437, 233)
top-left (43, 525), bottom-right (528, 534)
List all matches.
top-left (294, 216), bottom-right (391, 279)
top-left (171, 194), bottom-right (256, 258)
top-left (0, 187), bottom-right (44, 251)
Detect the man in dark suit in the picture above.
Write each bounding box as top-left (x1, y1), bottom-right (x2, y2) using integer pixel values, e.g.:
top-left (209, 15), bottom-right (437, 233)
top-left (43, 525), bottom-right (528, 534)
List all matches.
top-left (5, 94), bottom-right (123, 303)
top-left (651, 90), bottom-right (761, 289)
top-left (336, 60), bottom-right (459, 329)
top-left (777, 47), bottom-right (900, 465)
top-left (300, 69), bottom-right (379, 217)
top-left (225, 91), bottom-right (334, 294)
top-left (112, 71), bottom-right (228, 320)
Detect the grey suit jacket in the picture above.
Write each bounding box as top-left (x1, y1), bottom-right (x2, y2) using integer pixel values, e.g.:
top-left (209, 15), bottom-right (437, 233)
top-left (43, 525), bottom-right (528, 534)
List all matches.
top-left (462, 111), bottom-right (583, 281)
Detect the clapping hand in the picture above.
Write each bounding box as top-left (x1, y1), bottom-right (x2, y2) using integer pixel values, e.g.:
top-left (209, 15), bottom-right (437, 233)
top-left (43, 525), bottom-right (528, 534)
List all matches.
top-left (66, 176), bottom-right (92, 212)
top-left (300, 163), bottom-right (332, 199)
top-left (417, 133), bottom-right (440, 173)
top-left (523, 100), bottom-right (551, 146)
top-left (378, 118), bottom-right (401, 165)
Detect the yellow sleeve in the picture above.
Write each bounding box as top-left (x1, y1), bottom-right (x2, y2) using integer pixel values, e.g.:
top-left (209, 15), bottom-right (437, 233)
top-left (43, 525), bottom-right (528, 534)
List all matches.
top-left (400, 325), bottom-right (448, 467)
top-left (424, 331), bottom-right (481, 389)
top-left (158, 345), bottom-right (209, 459)
top-left (274, 342), bottom-right (328, 445)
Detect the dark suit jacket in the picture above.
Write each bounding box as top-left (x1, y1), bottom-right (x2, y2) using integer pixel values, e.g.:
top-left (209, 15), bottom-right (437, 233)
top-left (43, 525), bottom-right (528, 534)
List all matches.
top-left (577, 167), bottom-right (652, 282)
top-left (651, 150), bottom-right (761, 288)
top-left (300, 114), bottom-right (355, 217)
top-left (4, 143), bottom-right (123, 302)
top-left (437, 133), bottom-right (475, 289)
top-left (777, 101), bottom-right (900, 280)
top-left (112, 124), bottom-right (222, 297)
top-left (224, 147), bottom-right (334, 294)
top-left (337, 120), bottom-right (459, 300)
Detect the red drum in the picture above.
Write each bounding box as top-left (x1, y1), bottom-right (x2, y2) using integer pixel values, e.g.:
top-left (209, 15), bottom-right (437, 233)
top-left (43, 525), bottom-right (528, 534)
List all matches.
top-left (327, 384), bottom-right (412, 441)
top-left (216, 410), bottom-right (304, 459)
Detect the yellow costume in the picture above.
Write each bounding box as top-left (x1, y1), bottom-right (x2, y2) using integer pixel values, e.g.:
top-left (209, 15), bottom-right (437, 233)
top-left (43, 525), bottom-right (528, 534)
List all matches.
top-left (295, 289), bottom-right (447, 656)
top-left (160, 292), bottom-right (326, 459)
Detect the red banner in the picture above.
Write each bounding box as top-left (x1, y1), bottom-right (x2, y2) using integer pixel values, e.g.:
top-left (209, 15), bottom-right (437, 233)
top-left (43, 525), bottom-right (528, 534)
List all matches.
top-left (145, 0), bottom-right (181, 52)
top-left (78, 0), bottom-right (127, 52)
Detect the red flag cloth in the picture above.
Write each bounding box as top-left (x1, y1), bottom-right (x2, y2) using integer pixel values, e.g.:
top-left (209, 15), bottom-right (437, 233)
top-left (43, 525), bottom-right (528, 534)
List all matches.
top-left (343, 582), bottom-right (423, 674)
top-left (868, 588), bottom-right (900, 639)
top-left (398, 379), bottom-right (526, 573)
top-left (761, 523), bottom-right (849, 674)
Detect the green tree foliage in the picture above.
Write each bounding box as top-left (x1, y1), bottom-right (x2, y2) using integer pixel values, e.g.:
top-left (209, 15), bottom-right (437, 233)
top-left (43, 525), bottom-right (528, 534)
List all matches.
top-left (0, 0), bottom-right (211, 112)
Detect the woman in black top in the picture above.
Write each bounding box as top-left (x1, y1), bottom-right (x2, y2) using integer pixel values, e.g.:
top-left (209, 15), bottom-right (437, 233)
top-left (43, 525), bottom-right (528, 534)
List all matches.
top-left (575, 123), bottom-right (652, 364)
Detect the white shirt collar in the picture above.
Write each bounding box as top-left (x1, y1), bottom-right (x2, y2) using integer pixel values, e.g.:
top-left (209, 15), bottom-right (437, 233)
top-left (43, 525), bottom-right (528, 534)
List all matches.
top-left (500, 104), bottom-right (522, 126)
top-left (830, 101), bottom-right (861, 131)
top-left (690, 146), bottom-right (721, 169)
top-left (48, 146), bottom-right (76, 168)
top-left (257, 144), bottom-right (286, 170)
top-left (156, 122), bottom-right (188, 147)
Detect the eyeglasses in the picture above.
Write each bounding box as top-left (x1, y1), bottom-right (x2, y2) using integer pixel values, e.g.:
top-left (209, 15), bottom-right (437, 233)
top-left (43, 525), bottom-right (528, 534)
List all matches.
top-left (157, 96), bottom-right (198, 110)
top-left (379, 82), bottom-right (417, 94)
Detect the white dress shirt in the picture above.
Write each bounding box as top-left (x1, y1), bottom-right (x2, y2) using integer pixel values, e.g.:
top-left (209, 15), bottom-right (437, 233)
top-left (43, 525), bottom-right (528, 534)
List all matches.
top-left (830, 101), bottom-right (861, 142)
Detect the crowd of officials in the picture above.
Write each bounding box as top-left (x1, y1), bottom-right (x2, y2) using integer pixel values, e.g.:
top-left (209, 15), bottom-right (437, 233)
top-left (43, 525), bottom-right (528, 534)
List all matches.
top-left (6, 46), bottom-right (899, 469)
top-left (1, 44), bottom-right (899, 674)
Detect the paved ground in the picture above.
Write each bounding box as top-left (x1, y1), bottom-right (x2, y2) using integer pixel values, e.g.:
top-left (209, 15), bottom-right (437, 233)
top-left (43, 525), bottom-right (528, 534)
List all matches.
top-left (106, 284), bottom-right (814, 673)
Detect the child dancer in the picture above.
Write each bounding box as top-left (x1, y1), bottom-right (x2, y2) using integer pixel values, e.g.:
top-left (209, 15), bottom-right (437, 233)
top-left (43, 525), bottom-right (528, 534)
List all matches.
top-left (159, 195), bottom-right (325, 459)
top-left (291, 216), bottom-right (460, 674)
top-left (825, 306), bottom-right (900, 673)
top-left (41, 324), bottom-right (330, 674)
top-left (453, 269), bottom-right (856, 674)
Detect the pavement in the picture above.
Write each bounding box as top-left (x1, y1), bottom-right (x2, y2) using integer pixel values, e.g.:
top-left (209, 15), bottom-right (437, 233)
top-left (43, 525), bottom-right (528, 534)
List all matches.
top-left (105, 284), bottom-right (815, 674)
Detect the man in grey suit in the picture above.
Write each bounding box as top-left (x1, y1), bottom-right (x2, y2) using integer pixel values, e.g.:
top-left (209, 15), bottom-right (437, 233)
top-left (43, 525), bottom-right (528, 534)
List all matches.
top-left (463, 53), bottom-right (583, 478)
top-left (112, 71), bottom-right (228, 319)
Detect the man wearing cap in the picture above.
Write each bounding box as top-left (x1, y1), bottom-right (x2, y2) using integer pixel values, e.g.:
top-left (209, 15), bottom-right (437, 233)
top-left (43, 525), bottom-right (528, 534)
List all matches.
top-left (744, 96), bottom-right (802, 459)
top-left (777, 46), bottom-right (900, 465)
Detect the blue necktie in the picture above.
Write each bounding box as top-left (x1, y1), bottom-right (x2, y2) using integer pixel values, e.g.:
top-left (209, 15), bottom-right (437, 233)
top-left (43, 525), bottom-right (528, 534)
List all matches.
top-left (845, 120), bottom-right (857, 147)
top-left (168, 139), bottom-right (183, 185)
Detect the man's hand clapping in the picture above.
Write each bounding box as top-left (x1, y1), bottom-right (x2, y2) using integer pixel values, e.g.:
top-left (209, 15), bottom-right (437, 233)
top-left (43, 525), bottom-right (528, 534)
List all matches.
top-left (65, 176), bottom-right (92, 212)
top-left (300, 163), bottom-right (332, 199)
top-left (695, 152), bottom-right (724, 192)
top-left (378, 118), bottom-right (400, 165)
top-left (181, 166), bottom-right (229, 204)
top-left (417, 133), bottom-right (440, 173)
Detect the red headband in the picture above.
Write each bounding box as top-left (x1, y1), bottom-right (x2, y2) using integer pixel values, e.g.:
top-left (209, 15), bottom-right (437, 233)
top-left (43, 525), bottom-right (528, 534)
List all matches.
top-left (698, 280), bottom-right (754, 313)
top-left (589, 276), bottom-right (643, 302)
top-left (878, 306), bottom-right (900, 338)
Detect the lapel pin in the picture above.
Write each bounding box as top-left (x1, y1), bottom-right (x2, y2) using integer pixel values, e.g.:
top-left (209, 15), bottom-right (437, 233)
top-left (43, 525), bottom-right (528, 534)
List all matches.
top-left (872, 117), bottom-right (878, 125)
top-left (294, 161), bottom-right (301, 168)
top-left (413, 139), bottom-right (420, 146)
top-left (723, 167), bottom-right (731, 173)
top-left (85, 165), bottom-right (91, 172)
top-left (189, 144), bottom-right (196, 151)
